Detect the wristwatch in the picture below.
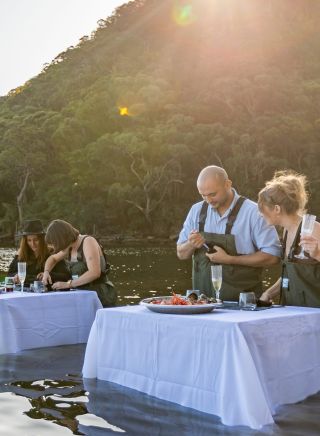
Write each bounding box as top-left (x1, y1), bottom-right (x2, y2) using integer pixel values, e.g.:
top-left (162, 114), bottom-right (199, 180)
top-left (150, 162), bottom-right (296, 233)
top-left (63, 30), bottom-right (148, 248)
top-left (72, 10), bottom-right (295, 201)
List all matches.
top-left (67, 279), bottom-right (73, 288)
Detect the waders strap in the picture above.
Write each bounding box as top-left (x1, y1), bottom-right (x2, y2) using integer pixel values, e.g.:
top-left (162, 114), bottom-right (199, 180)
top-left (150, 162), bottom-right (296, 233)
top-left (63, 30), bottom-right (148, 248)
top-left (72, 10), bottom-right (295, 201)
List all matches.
top-left (198, 196), bottom-right (246, 234)
top-left (225, 196), bottom-right (246, 235)
top-left (199, 201), bottom-right (209, 232)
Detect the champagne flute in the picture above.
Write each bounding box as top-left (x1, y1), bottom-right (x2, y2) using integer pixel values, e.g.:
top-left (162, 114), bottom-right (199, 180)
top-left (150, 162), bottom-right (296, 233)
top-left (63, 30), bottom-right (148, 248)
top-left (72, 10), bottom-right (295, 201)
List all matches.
top-left (211, 264), bottom-right (222, 303)
top-left (295, 214), bottom-right (316, 260)
top-left (18, 262), bottom-right (26, 293)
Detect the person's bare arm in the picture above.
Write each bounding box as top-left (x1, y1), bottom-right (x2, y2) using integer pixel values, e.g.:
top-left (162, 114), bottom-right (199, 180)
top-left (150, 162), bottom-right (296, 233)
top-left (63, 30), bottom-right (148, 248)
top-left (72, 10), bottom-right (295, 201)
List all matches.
top-left (260, 278), bottom-right (281, 302)
top-left (177, 231), bottom-right (205, 260)
top-left (43, 251), bottom-right (66, 285)
top-left (52, 237), bottom-right (101, 290)
top-left (206, 246), bottom-right (280, 267)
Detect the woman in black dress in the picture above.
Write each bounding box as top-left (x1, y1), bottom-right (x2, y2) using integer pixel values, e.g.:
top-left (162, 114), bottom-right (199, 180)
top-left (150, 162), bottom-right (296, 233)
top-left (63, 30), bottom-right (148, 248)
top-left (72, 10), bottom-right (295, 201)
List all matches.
top-left (8, 220), bottom-right (70, 286)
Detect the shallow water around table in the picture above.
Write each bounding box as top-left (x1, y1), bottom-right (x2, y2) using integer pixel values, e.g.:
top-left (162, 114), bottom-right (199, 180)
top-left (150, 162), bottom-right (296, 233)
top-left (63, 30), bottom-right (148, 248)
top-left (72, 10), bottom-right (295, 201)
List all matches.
top-left (0, 245), bottom-right (287, 435)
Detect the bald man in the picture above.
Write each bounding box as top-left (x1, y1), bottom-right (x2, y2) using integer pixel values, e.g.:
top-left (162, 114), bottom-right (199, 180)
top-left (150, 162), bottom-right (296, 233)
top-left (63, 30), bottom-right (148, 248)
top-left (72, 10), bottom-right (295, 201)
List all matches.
top-left (177, 165), bottom-right (281, 301)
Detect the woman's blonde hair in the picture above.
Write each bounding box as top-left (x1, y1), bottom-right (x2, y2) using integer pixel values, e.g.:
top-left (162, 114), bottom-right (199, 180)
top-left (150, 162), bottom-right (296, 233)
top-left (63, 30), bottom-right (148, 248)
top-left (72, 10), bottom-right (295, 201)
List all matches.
top-left (258, 170), bottom-right (309, 215)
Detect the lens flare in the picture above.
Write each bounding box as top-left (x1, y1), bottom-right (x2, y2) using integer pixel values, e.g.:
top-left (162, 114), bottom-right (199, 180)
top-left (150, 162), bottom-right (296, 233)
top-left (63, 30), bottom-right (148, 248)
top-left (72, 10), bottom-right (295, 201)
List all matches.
top-left (119, 106), bottom-right (129, 116)
top-left (172, 3), bottom-right (195, 26)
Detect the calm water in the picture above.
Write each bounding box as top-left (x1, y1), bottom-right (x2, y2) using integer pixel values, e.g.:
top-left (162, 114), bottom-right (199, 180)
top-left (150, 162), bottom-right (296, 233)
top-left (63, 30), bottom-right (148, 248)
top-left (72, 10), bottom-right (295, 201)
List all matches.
top-left (0, 245), bottom-right (284, 435)
top-left (0, 245), bottom-right (279, 304)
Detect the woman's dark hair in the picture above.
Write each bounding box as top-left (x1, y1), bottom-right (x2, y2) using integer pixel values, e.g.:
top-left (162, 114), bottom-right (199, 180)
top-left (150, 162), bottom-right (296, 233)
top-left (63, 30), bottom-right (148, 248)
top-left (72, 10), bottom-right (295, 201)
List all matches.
top-left (45, 220), bottom-right (79, 253)
top-left (18, 234), bottom-right (49, 268)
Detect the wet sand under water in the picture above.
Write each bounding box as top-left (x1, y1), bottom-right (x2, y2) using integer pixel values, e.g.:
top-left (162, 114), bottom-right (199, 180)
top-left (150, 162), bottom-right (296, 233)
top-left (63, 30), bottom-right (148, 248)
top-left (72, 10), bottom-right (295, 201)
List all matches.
top-left (0, 344), bottom-right (319, 435)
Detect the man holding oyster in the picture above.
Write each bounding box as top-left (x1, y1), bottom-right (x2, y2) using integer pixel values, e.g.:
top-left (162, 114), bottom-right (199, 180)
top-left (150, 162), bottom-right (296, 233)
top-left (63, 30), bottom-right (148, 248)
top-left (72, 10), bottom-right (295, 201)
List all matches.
top-left (177, 166), bottom-right (281, 301)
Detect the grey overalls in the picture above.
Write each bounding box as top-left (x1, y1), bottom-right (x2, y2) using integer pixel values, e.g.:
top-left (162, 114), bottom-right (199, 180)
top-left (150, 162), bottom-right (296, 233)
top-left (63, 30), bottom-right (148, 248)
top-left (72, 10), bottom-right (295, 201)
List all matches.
top-left (280, 222), bottom-right (320, 307)
top-left (192, 197), bottom-right (263, 301)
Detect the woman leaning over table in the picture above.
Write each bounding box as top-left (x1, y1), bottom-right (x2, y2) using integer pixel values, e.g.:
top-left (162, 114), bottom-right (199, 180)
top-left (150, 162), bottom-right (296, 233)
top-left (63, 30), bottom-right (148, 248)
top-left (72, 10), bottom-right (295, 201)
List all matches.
top-left (42, 219), bottom-right (117, 307)
top-left (258, 170), bottom-right (320, 307)
top-left (8, 219), bottom-right (70, 286)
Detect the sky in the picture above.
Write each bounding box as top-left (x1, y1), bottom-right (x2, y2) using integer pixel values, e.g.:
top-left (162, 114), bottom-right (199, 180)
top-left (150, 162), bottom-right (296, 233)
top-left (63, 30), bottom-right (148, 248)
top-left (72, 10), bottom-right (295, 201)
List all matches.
top-left (0, 0), bottom-right (128, 96)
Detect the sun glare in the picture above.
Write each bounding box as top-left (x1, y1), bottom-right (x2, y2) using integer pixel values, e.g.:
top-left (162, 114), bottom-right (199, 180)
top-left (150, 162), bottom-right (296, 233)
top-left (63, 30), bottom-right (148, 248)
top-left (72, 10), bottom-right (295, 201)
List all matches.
top-left (172, 3), bottom-right (195, 26)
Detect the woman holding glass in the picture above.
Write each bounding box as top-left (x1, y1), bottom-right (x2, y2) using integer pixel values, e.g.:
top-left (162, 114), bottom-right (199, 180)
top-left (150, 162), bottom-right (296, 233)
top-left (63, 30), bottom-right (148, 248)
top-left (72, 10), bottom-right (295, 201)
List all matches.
top-left (8, 219), bottom-right (70, 287)
top-left (258, 171), bottom-right (320, 307)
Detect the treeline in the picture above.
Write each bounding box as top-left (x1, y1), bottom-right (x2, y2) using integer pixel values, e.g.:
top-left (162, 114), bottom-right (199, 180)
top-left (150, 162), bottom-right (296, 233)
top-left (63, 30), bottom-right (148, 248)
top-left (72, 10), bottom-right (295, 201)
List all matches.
top-left (1, 0), bottom-right (320, 237)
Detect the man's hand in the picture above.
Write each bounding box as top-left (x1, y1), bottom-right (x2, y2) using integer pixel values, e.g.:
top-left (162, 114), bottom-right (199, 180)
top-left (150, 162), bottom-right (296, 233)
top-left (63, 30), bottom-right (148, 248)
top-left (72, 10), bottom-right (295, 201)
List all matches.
top-left (205, 246), bottom-right (232, 265)
top-left (188, 230), bottom-right (205, 250)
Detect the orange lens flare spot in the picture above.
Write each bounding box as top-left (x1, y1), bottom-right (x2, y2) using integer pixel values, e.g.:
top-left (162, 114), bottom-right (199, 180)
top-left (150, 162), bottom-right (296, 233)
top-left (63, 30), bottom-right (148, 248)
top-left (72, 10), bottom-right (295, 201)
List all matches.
top-left (173, 4), bottom-right (195, 26)
top-left (119, 106), bottom-right (129, 116)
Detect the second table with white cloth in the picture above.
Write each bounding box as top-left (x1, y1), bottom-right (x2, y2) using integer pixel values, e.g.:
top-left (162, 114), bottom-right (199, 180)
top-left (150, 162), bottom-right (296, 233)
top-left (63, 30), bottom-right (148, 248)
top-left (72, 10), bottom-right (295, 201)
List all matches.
top-left (0, 290), bottom-right (102, 354)
top-left (83, 304), bottom-right (320, 429)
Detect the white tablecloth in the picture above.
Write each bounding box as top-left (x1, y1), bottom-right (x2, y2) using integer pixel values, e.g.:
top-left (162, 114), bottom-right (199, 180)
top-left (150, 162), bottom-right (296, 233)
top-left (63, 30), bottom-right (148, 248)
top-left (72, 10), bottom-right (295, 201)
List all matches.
top-left (0, 291), bottom-right (102, 354)
top-left (83, 305), bottom-right (320, 429)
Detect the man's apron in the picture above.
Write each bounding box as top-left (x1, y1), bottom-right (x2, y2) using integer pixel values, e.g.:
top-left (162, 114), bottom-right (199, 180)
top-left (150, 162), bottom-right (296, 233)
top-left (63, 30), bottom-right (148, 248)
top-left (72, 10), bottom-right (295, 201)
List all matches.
top-left (192, 197), bottom-right (263, 301)
top-left (280, 222), bottom-right (320, 307)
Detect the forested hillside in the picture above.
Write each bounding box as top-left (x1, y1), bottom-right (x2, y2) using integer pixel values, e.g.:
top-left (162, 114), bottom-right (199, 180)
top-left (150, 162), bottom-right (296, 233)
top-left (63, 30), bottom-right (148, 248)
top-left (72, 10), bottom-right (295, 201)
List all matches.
top-left (1, 0), bottom-right (320, 237)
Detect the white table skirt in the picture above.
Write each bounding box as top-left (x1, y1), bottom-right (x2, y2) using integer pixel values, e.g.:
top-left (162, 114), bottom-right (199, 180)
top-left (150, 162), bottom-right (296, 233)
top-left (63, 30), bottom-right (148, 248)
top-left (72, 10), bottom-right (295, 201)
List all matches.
top-left (0, 291), bottom-right (102, 354)
top-left (83, 305), bottom-right (320, 429)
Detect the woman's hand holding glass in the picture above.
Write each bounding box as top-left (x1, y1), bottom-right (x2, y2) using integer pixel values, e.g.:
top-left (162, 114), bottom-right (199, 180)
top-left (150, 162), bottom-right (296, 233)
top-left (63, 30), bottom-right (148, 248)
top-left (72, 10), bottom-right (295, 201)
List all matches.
top-left (299, 234), bottom-right (320, 260)
top-left (295, 214), bottom-right (316, 260)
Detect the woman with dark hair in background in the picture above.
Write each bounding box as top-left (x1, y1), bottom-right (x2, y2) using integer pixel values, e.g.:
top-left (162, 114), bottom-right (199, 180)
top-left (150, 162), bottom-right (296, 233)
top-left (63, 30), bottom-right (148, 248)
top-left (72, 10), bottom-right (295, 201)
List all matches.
top-left (8, 219), bottom-right (70, 286)
top-left (43, 219), bottom-right (116, 307)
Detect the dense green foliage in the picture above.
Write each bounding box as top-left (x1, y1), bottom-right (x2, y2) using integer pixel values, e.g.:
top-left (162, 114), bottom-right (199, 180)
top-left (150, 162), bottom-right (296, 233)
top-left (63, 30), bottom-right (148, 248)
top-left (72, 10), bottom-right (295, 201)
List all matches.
top-left (1, 0), bottom-right (320, 237)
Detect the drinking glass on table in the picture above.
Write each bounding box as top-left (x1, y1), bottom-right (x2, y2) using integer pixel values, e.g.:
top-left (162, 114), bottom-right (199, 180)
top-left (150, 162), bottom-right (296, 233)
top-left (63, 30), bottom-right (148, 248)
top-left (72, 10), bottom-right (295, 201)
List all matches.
top-left (239, 292), bottom-right (257, 311)
top-left (295, 214), bottom-right (316, 260)
top-left (33, 280), bottom-right (45, 293)
top-left (211, 264), bottom-right (222, 303)
top-left (17, 262), bottom-right (26, 293)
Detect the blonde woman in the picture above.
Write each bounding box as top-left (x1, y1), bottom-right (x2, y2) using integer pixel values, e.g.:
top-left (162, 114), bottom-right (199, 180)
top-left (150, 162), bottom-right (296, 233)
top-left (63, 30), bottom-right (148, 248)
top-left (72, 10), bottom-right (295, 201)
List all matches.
top-left (258, 171), bottom-right (320, 307)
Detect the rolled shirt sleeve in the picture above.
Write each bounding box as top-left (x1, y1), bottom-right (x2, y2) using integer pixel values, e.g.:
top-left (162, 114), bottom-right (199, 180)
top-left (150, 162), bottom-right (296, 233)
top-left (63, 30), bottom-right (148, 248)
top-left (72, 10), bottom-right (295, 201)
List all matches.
top-left (177, 203), bottom-right (201, 245)
top-left (251, 214), bottom-right (282, 257)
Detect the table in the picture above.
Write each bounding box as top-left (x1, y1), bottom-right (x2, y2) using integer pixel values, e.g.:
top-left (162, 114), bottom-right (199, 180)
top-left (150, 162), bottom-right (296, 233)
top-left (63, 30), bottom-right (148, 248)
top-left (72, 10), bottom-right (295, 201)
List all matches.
top-left (0, 291), bottom-right (102, 354)
top-left (82, 305), bottom-right (320, 429)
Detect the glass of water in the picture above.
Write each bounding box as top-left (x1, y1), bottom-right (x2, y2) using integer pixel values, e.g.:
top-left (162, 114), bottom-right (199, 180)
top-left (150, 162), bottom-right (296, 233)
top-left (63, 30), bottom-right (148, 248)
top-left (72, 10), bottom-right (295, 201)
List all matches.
top-left (211, 264), bottom-right (222, 303)
top-left (295, 214), bottom-right (316, 260)
top-left (239, 292), bottom-right (257, 310)
top-left (17, 262), bottom-right (27, 293)
top-left (33, 280), bottom-right (45, 293)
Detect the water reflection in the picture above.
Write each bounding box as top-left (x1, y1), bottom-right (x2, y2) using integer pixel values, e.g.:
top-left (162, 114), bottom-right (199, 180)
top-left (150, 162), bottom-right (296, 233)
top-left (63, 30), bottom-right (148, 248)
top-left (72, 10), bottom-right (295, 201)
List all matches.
top-left (0, 344), bottom-right (319, 435)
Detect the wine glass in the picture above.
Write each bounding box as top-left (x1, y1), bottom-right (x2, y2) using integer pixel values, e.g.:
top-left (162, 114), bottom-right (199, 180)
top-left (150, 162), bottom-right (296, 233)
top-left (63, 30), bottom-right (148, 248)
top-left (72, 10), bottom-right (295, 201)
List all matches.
top-left (18, 262), bottom-right (26, 293)
top-left (211, 264), bottom-right (222, 303)
top-left (295, 214), bottom-right (316, 260)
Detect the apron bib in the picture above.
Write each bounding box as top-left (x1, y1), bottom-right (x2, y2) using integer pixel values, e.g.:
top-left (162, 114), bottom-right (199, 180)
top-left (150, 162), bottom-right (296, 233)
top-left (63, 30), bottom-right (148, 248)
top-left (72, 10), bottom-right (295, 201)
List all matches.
top-left (281, 223), bottom-right (320, 307)
top-left (192, 198), bottom-right (263, 301)
top-left (68, 237), bottom-right (117, 307)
